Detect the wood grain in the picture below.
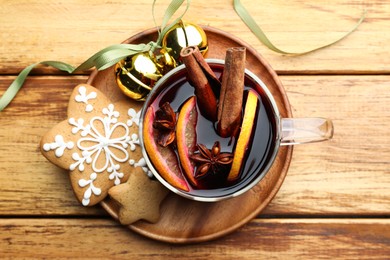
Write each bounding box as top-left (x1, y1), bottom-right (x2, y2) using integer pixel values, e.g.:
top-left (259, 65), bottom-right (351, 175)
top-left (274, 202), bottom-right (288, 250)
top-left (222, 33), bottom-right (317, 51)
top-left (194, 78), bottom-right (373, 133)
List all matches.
top-left (0, 0), bottom-right (389, 255)
top-left (265, 75), bottom-right (390, 215)
top-left (0, 218), bottom-right (389, 259)
top-left (0, 0), bottom-right (389, 74)
top-left (0, 75), bottom-right (388, 216)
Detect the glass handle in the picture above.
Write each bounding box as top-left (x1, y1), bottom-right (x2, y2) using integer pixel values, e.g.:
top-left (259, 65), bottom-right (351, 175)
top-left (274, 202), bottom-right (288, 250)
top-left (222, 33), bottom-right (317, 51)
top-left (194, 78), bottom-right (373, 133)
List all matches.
top-left (280, 118), bottom-right (334, 146)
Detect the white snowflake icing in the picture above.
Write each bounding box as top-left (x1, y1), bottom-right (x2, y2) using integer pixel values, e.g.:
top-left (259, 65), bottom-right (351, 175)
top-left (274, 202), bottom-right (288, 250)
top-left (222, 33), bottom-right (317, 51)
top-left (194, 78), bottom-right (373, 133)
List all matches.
top-left (128, 133), bottom-right (140, 151)
top-left (43, 135), bottom-right (74, 157)
top-left (127, 108), bottom-right (141, 126)
top-left (69, 118), bottom-right (90, 136)
top-left (69, 104), bottom-right (131, 186)
top-left (78, 172), bottom-right (102, 206)
top-left (130, 157), bottom-right (153, 178)
top-left (75, 86), bottom-right (97, 112)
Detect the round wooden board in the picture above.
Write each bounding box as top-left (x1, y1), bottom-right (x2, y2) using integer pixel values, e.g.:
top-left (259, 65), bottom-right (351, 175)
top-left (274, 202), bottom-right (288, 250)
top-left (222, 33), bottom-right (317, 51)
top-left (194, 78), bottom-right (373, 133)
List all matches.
top-left (87, 26), bottom-right (293, 244)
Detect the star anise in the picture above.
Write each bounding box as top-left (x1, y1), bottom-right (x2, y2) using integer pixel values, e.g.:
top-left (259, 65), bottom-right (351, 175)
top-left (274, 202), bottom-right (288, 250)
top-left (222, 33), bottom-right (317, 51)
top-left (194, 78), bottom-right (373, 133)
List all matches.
top-left (153, 102), bottom-right (176, 147)
top-left (190, 141), bottom-right (233, 179)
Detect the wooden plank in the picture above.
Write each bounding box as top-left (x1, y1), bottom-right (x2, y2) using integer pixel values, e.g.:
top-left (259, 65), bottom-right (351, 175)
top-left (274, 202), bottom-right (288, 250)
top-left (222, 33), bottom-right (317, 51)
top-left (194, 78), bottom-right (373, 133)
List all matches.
top-left (0, 75), bottom-right (388, 216)
top-left (264, 75), bottom-right (390, 215)
top-left (0, 218), bottom-right (389, 258)
top-left (0, 0), bottom-right (388, 74)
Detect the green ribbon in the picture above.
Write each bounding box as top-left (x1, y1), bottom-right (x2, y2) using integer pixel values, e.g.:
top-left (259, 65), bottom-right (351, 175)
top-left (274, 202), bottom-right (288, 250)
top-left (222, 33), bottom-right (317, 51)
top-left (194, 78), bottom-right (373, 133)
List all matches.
top-left (0, 0), bottom-right (190, 111)
top-left (233, 0), bottom-right (366, 55)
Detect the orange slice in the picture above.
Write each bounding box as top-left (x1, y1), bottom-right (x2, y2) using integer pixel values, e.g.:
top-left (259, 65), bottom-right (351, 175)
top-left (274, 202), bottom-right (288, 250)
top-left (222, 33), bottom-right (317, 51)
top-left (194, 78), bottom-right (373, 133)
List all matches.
top-left (176, 96), bottom-right (199, 187)
top-left (143, 106), bottom-right (189, 191)
top-left (227, 89), bottom-right (258, 182)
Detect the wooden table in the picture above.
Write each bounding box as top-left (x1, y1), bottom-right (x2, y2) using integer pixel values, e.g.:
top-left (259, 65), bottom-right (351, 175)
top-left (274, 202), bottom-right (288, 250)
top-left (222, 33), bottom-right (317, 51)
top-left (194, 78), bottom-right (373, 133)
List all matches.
top-left (1, 0), bottom-right (389, 258)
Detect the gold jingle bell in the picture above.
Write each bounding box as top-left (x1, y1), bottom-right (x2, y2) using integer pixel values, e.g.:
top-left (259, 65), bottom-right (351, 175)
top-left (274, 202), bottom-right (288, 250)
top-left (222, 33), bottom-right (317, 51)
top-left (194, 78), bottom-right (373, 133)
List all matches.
top-left (115, 49), bottom-right (176, 101)
top-left (162, 20), bottom-right (208, 62)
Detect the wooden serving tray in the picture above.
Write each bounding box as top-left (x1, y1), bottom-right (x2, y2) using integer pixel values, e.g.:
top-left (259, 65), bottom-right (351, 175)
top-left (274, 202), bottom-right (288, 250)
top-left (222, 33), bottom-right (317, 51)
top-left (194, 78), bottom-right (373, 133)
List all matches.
top-left (87, 26), bottom-right (293, 244)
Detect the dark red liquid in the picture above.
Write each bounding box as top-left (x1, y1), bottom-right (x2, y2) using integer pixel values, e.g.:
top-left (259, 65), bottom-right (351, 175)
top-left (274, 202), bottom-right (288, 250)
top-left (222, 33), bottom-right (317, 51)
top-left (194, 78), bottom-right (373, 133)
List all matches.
top-left (149, 63), bottom-right (277, 198)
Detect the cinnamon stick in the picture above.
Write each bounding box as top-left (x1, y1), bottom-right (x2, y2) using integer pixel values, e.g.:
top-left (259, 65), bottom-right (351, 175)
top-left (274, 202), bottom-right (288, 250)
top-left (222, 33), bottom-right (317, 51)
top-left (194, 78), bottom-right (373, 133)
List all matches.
top-left (217, 47), bottom-right (246, 137)
top-left (180, 46), bottom-right (220, 121)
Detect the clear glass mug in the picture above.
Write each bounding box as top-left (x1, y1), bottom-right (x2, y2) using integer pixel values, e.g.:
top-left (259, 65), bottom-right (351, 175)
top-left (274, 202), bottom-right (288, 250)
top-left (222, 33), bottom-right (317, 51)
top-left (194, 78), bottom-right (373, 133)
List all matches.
top-left (139, 59), bottom-right (333, 202)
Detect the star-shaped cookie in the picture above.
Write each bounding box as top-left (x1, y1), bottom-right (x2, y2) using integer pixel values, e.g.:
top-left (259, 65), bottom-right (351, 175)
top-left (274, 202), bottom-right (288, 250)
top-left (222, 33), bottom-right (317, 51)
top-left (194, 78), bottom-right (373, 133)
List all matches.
top-left (109, 167), bottom-right (169, 225)
top-left (40, 84), bottom-right (145, 206)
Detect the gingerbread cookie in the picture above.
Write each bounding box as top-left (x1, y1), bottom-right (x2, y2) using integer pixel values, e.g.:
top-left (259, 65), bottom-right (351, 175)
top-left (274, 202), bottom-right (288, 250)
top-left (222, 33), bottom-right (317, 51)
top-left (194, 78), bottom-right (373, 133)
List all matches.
top-left (109, 168), bottom-right (169, 225)
top-left (40, 84), bottom-right (146, 206)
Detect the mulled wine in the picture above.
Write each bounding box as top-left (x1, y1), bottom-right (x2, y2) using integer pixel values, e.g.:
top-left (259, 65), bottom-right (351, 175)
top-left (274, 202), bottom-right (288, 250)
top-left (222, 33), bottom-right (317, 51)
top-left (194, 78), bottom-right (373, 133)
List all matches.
top-left (142, 61), bottom-right (278, 199)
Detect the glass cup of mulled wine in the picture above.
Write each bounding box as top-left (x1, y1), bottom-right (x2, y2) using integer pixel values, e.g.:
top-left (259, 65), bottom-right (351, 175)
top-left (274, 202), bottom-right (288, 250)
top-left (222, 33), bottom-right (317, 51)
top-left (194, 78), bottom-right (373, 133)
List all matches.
top-left (139, 58), bottom-right (333, 202)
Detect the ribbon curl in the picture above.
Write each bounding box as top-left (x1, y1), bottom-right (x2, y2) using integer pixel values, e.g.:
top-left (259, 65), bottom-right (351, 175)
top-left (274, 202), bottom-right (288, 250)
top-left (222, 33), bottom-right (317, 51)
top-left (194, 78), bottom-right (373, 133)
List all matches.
top-left (233, 0), bottom-right (366, 55)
